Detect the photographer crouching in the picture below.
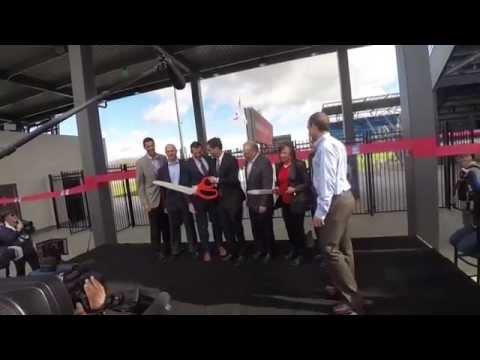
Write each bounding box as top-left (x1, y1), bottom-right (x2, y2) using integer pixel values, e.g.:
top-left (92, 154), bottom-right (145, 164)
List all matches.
top-left (0, 210), bottom-right (39, 276)
top-left (449, 154), bottom-right (480, 256)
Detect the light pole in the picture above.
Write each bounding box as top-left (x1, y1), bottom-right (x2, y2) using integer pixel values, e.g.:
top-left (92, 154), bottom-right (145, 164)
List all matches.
top-left (173, 87), bottom-right (185, 159)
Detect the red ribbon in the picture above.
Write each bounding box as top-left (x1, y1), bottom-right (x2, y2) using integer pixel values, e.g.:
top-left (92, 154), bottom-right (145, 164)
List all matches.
top-left (0, 138), bottom-right (479, 206)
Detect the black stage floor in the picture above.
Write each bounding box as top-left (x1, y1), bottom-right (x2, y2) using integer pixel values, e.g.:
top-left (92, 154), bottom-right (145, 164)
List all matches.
top-left (70, 237), bottom-right (480, 315)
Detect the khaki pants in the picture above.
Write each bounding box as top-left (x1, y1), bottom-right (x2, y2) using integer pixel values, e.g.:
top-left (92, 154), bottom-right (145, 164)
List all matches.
top-left (315, 191), bottom-right (358, 304)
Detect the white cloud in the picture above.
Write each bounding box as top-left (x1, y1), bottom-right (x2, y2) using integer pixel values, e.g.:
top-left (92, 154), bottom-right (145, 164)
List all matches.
top-left (105, 129), bottom-right (183, 162)
top-left (201, 45), bottom-right (399, 141)
top-left (144, 84), bottom-right (193, 125)
top-left (348, 45), bottom-right (399, 98)
top-left (105, 46), bottom-right (400, 160)
top-left (105, 129), bottom-right (149, 161)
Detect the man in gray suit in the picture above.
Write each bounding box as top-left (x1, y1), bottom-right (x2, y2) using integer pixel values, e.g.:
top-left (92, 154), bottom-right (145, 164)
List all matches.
top-left (244, 141), bottom-right (275, 264)
top-left (136, 137), bottom-right (170, 261)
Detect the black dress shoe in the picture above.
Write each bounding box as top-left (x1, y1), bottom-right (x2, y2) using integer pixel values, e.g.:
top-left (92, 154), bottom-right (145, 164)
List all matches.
top-left (188, 243), bottom-right (198, 254)
top-left (156, 252), bottom-right (169, 262)
top-left (234, 255), bottom-right (245, 266)
top-left (221, 253), bottom-right (233, 262)
top-left (172, 248), bottom-right (183, 258)
top-left (252, 252), bottom-right (263, 261)
top-left (262, 253), bottom-right (272, 264)
top-left (290, 256), bottom-right (303, 267)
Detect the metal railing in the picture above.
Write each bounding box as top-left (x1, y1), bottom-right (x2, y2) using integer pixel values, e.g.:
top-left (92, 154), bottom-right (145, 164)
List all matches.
top-left (438, 122), bottom-right (480, 210)
top-left (229, 130), bottom-right (407, 216)
top-left (48, 170), bottom-right (91, 234)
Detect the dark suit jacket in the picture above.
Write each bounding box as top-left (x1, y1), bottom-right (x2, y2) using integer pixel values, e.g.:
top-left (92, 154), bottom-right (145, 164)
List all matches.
top-left (274, 160), bottom-right (311, 209)
top-left (185, 156), bottom-right (216, 211)
top-left (213, 152), bottom-right (245, 213)
top-left (157, 159), bottom-right (191, 211)
top-left (245, 154), bottom-right (274, 211)
top-left (0, 225), bottom-right (22, 247)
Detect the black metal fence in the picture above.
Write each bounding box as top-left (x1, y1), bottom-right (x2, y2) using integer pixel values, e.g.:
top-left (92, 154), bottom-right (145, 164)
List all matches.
top-left (438, 122), bottom-right (480, 210)
top-left (230, 130), bottom-right (407, 217)
top-left (108, 165), bottom-right (132, 232)
top-left (48, 171), bottom-right (91, 234)
top-left (107, 164), bottom-right (149, 230)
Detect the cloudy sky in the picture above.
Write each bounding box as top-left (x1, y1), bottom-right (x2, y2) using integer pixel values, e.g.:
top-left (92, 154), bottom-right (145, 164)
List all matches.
top-left (61, 45), bottom-right (399, 162)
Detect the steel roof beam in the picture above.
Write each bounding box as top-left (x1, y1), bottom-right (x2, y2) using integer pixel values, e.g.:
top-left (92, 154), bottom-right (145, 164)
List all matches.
top-left (445, 51), bottom-right (480, 76)
top-left (430, 45), bottom-right (455, 89)
top-left (4, 46), bottom-right (68, 79)
top-left (0, 73), bottom-right (73, 99)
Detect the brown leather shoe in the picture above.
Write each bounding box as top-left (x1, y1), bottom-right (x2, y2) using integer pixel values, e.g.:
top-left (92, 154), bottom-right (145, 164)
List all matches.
top-left (333, 303), bottom-right (356, 315)
top-left (325, 285), bottom-right (338, 297)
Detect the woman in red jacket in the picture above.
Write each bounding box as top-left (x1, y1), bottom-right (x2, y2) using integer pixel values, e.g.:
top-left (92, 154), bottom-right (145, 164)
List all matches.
top-left (274, 143), bottom-right (311, 266)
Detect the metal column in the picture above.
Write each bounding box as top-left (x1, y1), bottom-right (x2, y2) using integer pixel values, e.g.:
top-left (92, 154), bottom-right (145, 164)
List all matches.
top-left (337, 48), bottom-right (360, 199)
top-left (68, 45), bottom-right (118, 247)
top-left (191, 75), bottom-right (207, 145)
top-left (396, 45), bottom-right (439, 249)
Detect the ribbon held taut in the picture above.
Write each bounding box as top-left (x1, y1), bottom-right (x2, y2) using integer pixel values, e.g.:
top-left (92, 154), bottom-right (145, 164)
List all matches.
top-left (247, 189), bottom-right (275, 195)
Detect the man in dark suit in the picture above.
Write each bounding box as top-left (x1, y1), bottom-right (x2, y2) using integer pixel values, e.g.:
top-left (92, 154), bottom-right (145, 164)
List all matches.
top-left (206, 137), bottom-right (246, 266)
top-left (0, 211), bottom-right (40, 276)
top-left (157, 144), bottom-right (198, 259)
top-left (243, 141), bottom-right (275, 264)
top-left (185, 141), bottom-right (225, 262)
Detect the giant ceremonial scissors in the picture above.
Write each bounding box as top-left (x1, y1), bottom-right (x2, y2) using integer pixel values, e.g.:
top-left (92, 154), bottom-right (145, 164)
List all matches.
top-left (153, 177), bottom-right (218, 200)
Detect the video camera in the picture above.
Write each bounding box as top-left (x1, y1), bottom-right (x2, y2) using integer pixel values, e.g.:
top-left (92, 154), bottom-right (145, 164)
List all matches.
top-left (20, 219), bottom-right (35, 236)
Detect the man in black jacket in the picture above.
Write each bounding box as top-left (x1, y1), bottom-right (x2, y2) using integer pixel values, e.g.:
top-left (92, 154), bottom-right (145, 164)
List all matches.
top-left (185, 141), bottom-right (225, 262)
top-left (0, 211), bottom-right (40, 276)
top-left (207, 137), bottom-right (246, 265)
top-left (243, 141), bottom-right (275, 264)
top-left (157, 144), bottom-right (198, 259)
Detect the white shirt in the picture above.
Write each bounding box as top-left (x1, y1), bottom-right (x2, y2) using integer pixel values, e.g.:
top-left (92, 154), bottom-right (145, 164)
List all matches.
top-left (193, 157), bottom-right (209, 176)
top-left (217, 152), bottom-right (225, 171)
top-left (147, 153), bottom-right (162, 173)
top-left (168, 160), bottom-right (180, 185)
top-left (246, 152), bottom-right (260, 179)
top-left (214, 152), bottom-right (226, 183)
top-left (312, 132), bottom-right (351, 221)
top-left (4, 222), bottom-right (16, 232)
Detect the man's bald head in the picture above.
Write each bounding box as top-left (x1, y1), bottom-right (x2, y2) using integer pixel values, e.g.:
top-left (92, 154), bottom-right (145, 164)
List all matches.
top-left (165, 144), bottom-right (178, 161)
top-left (243, 141), bottom-right (259, 162)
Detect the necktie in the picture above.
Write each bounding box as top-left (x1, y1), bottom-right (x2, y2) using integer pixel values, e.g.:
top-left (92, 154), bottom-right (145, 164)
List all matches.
top-left (199, 158), bottom-right (208, 176)
top-left (216, 158), bottom-right (221, 175)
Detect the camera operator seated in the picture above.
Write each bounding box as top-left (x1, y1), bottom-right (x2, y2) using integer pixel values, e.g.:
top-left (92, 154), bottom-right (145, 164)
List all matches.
top-left (47, 262), bottom-right (171, 315)
top-left (0, 211), bottom-right (40, 276)
top-left (73, 276), bottom-right (107, 315)
top-left (450, 154), bottom-right (480, 256)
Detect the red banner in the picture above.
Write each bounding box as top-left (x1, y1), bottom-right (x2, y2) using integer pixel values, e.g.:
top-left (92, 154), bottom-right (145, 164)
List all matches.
top-left (246, 108), bottom-right (273, 145)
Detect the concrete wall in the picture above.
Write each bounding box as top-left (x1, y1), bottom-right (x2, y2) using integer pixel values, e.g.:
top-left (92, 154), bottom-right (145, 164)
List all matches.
top-left (0, 131), bottom-right (83, 229)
